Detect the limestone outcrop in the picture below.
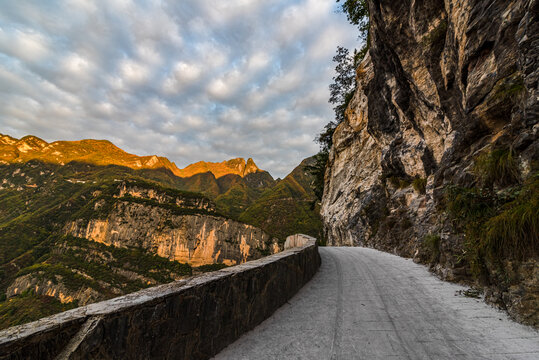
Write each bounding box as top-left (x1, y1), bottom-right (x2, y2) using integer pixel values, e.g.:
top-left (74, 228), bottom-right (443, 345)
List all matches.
top-left (321, 0), bottom-right (538, 326)
top-left (65, 183), bottom-right (280, 267)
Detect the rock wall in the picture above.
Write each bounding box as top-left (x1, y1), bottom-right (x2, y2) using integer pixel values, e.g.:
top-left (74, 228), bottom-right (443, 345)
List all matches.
top-left (321, 0), bottom-right (538, 326)
top-left (65, 202), bottom-right (279, 267)
top-left (0, 239), bottom-right (320, 360)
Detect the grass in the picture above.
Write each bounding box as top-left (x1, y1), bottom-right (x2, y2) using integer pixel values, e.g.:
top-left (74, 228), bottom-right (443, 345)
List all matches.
top-left (473, 147), bottom-right (520, 188)
top-left (194, 263), bottom-right (229, 273)
top-left (387, 176), bottom-right (410, 189)
top-left (482, 174), bottom-right (539, 261)
top-left (423, 234), bottom-right (441, 263)
top-left (0, 290), bottom-right (78, 330)
top-left (445, 145), bottom-right (538, 278)
top-left (445, 185), bottom-right (497, 222)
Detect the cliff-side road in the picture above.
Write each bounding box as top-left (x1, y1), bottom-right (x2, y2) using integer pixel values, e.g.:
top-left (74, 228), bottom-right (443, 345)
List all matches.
top-left (214, 247), bottom-right (539, 360)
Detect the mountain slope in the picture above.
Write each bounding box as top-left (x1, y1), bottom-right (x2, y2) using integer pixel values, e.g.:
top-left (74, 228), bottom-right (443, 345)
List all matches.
top-left (0, 134), bottom-right (276, 216)
top-left (0, 133), bottom-right (323, 329)
top-left (239, 157), bottom-right (323, 241)
top-left (0, 134), bottom-right (178, 173)
top-left (0, 160), bottom-right (280, 329)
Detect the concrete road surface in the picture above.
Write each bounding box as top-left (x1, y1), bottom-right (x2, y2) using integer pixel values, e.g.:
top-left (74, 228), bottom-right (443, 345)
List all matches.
top-left (214, 247), bottom-right (539, 360)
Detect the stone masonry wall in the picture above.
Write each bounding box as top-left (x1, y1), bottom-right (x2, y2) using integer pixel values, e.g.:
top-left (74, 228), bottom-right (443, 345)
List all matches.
top-left (0, 239), bottom-right (320, 360)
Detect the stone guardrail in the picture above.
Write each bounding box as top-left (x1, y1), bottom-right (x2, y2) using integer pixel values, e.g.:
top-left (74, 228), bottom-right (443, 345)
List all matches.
top-left (0, 237), bottom-right (320, 360)
top-left (284, 233), bottom-right (317, 250)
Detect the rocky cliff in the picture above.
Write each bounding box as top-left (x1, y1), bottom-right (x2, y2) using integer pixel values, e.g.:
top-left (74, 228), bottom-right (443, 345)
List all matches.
top-left (321, 0), bottom-right (538, 326)
top-left (63, 181), bottom-right (280, 267)
top-left (65, 204), bottom-right (279, 267)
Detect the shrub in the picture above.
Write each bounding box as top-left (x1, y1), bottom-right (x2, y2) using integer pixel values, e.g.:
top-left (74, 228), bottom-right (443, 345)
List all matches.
top-left (412, 177), bottom-right (427, 194)
top-left (194, 263), bottom-right (229, 273)
top-left (445, 185), bottom-right (497, 222)
top-left (387, 176), bottom-right (410, 189)
top-left (445, 170), bottom-right (538, 278)
top-left (422, 19), bottom-right (448, 48)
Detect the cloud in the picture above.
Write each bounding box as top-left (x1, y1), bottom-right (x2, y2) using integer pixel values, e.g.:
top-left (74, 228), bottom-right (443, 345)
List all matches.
top-left (0, 0), bottom-right (360, 178)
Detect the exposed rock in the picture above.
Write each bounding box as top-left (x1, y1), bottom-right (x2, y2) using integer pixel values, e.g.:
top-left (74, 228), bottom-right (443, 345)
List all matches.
top-left (65, 200), bottom-right (280, 267)
top-left (6, 274), bottom-right (104, 306)
top-left (321, 0), bottom-right (538, 326)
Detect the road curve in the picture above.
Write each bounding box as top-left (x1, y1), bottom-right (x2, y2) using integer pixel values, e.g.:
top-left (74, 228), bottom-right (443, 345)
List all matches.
top-left (214, 247), bottom-right (539, 360)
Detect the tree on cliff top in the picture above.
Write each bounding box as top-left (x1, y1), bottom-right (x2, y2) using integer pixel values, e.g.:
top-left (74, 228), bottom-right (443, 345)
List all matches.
top-left (307, 0), bottom-right (369, 202)
top-left (337, 0), bottom-right (369, 38)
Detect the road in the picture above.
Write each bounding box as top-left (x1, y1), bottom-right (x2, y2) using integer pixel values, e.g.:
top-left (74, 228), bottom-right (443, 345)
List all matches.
top-left (214, 247), bottom-right (539, 360)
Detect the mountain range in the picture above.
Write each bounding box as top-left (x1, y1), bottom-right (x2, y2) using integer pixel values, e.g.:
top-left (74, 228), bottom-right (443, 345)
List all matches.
top-left (0, 133), bottom-right (321, 329)
top-left (0, 133), bottom-right (321, 232)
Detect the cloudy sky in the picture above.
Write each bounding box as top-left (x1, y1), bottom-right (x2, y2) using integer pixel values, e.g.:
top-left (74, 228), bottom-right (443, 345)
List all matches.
top-left (0, 0), bottom-right (359, 177)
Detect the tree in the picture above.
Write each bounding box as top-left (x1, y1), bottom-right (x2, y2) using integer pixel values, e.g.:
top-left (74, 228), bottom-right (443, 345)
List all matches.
top-left (308, 0), bottom-right (370, 201)
top-left (337, 0), bottom-right (370, 61)
top-left (329, 46), bottom-right (356, 126)
top-left (336, 0), bottom-right (369, 38)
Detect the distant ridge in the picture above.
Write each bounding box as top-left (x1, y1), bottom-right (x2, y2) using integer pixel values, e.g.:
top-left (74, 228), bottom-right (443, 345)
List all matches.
top-left (176, 158), bottom-right (261, 178)
top-left (0, 133), bottom-right (266, 179)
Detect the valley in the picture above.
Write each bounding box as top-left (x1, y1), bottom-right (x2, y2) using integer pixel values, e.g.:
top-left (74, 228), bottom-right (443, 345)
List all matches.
top-left (0, 134), bottom-right (321, 329)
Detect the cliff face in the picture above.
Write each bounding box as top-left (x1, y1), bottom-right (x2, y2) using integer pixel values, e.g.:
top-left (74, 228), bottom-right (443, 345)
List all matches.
top-left (65, 208), bottom-right (278, 267)
top-left (321, 0), bottom-right (538, 325)
top-left (65, 183), bottom-right (280, 267)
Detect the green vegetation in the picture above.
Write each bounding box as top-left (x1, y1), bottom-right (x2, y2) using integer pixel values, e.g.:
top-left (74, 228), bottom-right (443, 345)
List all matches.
top-left (304, 150), bottom-right (329, 202)
top-left (309, 0), bottom-right (370, 200)
top-left (239, 158), bottom-right (323, 242)
top-left (387, 176), bottom-right (411, 189)
top-left (194, 263), bottom-right (229, 273)
top-left (491, 74), bottom-right (525, 102)
top-left (473, 148), bottom-right (520, 188)
top-left (0, 233), bottom-right (194, 329)
top-left (117, 196), bottom-right (222, 218)
top-left (0, 290), bottom-right (78, 330)
top-left (0, 160), bottom-right (215, 329)
top-left (423, 234), bottom-right (441, 263)
top-left (60, 236), bottom-right (192, 281)
top-left (123, 179), bottom-right (206, 199)
top-left (412, 177), bottom-right (427, 194)
top-left (422, 19), bottom-right (448, 48)
top-left (482, 176), bottom-right (538, 261)
top-left (445, 146), bottom-right (538, 278)
top-left (336, 0), bottom-right (370, 59)
top-left (0, 136), bottom-right (325, 329)
top-left (215, 184), bottom-right (263, 220)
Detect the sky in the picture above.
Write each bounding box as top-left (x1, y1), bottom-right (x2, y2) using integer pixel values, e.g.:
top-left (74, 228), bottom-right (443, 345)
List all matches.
top-left (0, 0), bottom-right (359, 178)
